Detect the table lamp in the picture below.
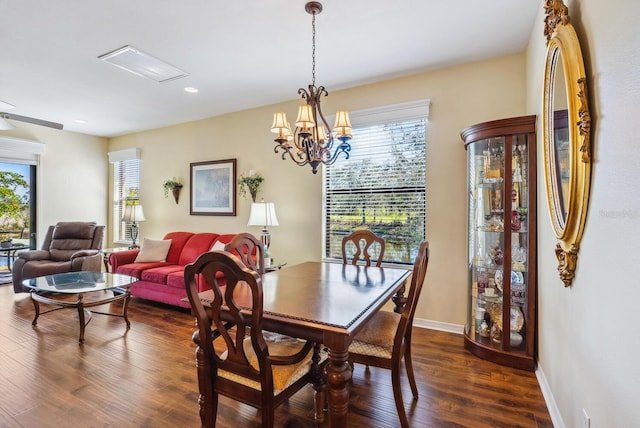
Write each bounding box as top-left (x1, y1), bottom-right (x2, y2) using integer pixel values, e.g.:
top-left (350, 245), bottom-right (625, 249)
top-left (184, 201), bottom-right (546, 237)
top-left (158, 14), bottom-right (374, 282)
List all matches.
top-left (247, 200), bottom-right (279, 252)
top-left (122, 203), bottom-right (146, 249)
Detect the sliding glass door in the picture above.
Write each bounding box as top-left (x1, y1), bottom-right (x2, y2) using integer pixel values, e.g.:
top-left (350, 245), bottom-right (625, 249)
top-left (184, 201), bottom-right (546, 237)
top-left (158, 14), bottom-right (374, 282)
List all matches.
top-left (0, 162), bottom-right (35, 248)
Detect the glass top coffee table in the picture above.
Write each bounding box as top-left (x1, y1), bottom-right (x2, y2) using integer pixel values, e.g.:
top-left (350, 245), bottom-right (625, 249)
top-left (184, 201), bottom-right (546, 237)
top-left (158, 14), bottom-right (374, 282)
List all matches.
top-left (23, 271), bottom-right (137, 343)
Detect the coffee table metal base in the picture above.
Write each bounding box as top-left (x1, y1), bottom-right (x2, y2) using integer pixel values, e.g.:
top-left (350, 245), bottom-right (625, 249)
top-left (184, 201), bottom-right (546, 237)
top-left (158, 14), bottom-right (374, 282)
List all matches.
top-left (30, 288), bottom-right (131, 343)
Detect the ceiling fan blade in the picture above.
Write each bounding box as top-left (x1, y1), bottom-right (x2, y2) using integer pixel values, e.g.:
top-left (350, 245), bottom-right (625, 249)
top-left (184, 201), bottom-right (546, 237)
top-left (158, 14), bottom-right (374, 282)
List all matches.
top-left (0, 112), bottom-right (63, 130)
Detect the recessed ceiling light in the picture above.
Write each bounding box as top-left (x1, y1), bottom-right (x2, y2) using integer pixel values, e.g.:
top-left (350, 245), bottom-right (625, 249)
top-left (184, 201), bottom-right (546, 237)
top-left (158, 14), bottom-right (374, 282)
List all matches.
top-left (74, 119), bottom-right (87, 124)
top-left (98, 45), bottom-right (189, 83)
top-left (184, 87), bottom-right (199, 93)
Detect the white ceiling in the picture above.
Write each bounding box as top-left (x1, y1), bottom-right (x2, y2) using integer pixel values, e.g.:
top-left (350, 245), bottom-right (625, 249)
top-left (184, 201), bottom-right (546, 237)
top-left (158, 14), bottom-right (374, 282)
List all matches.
top-left (0, 0), bottom-right (540, 138)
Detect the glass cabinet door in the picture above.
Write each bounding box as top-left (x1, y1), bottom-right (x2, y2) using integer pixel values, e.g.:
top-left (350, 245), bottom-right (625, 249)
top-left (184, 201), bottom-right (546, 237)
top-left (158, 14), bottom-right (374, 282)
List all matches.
top-left (462, 116), bottom-right (536, 371)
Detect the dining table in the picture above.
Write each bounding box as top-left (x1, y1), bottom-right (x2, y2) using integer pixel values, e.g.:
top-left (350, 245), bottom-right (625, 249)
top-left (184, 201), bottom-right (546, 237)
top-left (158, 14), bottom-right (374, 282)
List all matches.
top-left (197, 260), bottom-right (412, 427)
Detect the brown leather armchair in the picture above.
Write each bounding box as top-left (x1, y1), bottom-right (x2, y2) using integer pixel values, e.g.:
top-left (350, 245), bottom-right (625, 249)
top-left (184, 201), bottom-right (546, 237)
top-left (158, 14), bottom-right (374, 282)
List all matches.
top-left (12, 222), bottom-right (105, 293)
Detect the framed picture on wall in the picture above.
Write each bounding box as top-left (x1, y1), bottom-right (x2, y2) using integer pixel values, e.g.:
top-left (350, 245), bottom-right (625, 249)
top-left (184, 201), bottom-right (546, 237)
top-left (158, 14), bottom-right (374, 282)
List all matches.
top-left (190, 159), bottom-right (237, 216)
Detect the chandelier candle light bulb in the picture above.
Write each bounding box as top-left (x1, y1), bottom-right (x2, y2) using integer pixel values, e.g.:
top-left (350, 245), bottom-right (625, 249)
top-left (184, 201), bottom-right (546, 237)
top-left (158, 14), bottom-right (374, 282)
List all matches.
top-left (271, 1), bottom-right (352, 174)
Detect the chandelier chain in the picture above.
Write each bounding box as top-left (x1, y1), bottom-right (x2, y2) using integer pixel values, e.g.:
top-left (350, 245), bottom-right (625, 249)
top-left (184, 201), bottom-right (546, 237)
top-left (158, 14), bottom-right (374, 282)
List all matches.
top-left (311, 11), bottom-right (316, 86)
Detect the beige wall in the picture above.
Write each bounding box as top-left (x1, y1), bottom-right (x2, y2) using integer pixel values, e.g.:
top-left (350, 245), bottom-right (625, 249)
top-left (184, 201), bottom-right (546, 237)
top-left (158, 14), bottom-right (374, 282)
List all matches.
top-left (0, 123), bottom-right (108, 244)
top-left (109, 52), bottom-right (527, 325)
top-left (527, 0), bottom-right (640, 427)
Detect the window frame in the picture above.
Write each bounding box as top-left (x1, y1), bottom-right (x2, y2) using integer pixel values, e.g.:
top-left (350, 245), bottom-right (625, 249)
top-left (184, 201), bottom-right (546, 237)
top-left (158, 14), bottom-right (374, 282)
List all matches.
top-left (322, 100), bottom-right (430, 265)
top-left (108, 149), bottom-right (141, 245)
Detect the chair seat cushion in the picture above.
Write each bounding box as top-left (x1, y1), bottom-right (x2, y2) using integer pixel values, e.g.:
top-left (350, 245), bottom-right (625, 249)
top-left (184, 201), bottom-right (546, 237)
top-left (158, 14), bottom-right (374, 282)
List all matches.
top-left (350, 310), bottom-right (400, 357)
top-left (218, 337), bottom-right (326, 394)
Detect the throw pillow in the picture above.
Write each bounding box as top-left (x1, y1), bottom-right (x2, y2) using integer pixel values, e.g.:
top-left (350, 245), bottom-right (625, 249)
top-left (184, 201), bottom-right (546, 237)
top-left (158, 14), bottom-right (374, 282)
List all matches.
top-left (210, 240), bottom-right (226, 251)
top-left (135, 238), bottom-right (172, 262)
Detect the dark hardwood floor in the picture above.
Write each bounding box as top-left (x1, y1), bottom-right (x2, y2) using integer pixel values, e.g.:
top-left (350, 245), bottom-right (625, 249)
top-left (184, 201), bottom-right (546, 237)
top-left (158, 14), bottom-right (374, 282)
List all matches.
top-left (0, 283), bottom-right (552, 427)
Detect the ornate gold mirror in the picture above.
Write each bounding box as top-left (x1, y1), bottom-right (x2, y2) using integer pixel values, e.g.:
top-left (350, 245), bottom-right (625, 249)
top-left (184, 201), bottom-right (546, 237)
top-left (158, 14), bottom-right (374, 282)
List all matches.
top-left (542, 0), bottom-right (591, 286)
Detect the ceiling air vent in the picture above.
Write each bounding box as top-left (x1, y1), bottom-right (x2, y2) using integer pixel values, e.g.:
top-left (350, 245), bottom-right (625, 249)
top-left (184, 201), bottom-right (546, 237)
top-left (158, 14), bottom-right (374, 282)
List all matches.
top-left (98, 45), bottom-right (188, 83)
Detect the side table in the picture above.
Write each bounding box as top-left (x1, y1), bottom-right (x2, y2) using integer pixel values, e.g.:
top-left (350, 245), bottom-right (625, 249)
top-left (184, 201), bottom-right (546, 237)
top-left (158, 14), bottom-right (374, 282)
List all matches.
top-left (0, 243), bottom-right (30, 271)
top-left (100, 247), bottom-right (133, 272)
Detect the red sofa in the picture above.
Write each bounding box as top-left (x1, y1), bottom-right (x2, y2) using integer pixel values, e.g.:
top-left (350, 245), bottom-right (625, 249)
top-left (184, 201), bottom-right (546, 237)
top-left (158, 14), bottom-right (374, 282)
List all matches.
top-left (108, 231), bottom-right (236, 308)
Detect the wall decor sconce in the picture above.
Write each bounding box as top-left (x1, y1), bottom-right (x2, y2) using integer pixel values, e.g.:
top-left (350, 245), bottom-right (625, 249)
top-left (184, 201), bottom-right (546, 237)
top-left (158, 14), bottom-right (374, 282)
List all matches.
top-left (163, 178), bottom-right (183, 204)
top-left (237, 170), bottom-right (264, 202)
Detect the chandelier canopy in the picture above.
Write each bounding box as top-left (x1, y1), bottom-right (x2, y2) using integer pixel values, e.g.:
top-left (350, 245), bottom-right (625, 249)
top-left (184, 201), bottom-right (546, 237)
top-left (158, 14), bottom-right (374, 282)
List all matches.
top-left (271, 1), bottom-right (352, 174)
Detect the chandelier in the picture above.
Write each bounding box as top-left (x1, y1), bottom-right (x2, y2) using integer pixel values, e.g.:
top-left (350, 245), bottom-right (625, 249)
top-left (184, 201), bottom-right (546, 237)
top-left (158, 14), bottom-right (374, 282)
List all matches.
top-left (271, 1), bottom-right (352, 175)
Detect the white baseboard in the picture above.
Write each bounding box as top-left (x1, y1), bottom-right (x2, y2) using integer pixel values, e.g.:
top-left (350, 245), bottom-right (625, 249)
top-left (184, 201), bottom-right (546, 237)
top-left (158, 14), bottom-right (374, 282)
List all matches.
top-left (536, 363), bottom-right (563, 428)
top-left (413, 317), bottom-right (464, 334)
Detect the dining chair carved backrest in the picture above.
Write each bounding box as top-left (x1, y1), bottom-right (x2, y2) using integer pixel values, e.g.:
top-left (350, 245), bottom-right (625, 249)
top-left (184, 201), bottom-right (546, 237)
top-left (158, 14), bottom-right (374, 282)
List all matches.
top-left (224, 232), bottom-right (265, 274)
top-left (341, 229), bottom-right (386, 267)
top-left (184, 250), bottom-right (327, 427)
top-left (348, 240), bottom-right (429, 428)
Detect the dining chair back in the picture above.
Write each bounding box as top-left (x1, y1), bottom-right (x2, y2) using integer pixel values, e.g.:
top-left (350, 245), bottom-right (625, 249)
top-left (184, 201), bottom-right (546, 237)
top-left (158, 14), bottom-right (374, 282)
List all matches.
top-left (224, 232), bottom-right (264, 274)
top-left (184, 250), bottom-right (327, 427)
top-left (348, 240), bottom-right (429, 428)
top-left (341, 229), bottom-right (386, 267)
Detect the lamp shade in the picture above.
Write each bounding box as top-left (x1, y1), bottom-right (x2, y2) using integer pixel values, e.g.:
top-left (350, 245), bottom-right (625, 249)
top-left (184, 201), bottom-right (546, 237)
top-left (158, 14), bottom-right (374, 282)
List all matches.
top-left (247, 202), bottom-right (279, 227)
top-left (271, 112), bottom-right (288, 133)
top-left (122, 204), bottom-right (146, 223)
top-left (295, 104), bottom-right (315, 129)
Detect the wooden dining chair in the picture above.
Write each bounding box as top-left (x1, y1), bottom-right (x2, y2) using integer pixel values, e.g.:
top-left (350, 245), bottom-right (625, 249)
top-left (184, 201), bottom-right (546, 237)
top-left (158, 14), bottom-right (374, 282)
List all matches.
top-left (348, 240), bottom-right (429, 428)
top-left (224, 232), bottom-right (264, 274)
top-left (341, 229), bottom-right (386, 267)
top-left (184, 250), bottom-right (327, 427)
top-left (224, 232), bottom-right (290, 343)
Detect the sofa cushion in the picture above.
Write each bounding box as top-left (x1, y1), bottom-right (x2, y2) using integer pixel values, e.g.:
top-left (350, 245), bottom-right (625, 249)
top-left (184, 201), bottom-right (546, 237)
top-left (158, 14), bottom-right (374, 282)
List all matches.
top-left (168, 270), bottom-right (223, 292)
top-left (135, 238), bottom-right (172, 262)
top-left (166, 270), bottom-right (187, 290)
top-left (141, 265), bottom-right (185, 285)
top-left (116, 262), bottom-right (171, 279)
top-left (163, 232), bottom-right (195, 264)
top-left (178, 233), bottom-right (219, 266)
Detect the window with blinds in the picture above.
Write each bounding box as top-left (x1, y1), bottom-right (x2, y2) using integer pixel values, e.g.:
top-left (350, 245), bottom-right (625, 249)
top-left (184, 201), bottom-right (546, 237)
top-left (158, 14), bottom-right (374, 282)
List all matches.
top-left (113, 158), bottom-right (140, 243)
top-left (323, 101), bottom-right (428, 264)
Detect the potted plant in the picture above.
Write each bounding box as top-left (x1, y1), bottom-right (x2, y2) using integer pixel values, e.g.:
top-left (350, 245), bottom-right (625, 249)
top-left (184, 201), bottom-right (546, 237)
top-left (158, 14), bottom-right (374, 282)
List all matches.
top-left (163, 178), bottom-right (183, 204)
top-left (237, 172), bottom-right (264, 202)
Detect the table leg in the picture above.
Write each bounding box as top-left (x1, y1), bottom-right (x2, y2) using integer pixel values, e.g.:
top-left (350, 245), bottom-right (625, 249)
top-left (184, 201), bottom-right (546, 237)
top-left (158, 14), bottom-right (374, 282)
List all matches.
top-left (77, 293), bottom-right (86, 344)
top-left (103, 253), bottom-right (110, 272)
top-left (324, 345), bottom-right (351, 427)
top-left (392, 280), bottom-right (408, 313)
top-left (122, 290), bottom-right (131, 328)
top-left (30, 293), bottom-right (40, 326)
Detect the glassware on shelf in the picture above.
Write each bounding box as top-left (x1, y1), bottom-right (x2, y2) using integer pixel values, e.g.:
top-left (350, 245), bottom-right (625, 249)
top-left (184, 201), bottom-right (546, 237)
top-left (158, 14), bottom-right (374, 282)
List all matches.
top-left (489, 241), bottom-right (504, 266)
top-left (512, 245), bottom-right (527, 271)
top-left (485, 215), bottom-right (504, 232)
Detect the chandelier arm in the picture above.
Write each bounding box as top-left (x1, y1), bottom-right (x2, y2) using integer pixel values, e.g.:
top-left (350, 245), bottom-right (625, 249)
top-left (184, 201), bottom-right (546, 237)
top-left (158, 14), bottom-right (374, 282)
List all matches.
top-left (298, 87), bottom-right (311, 101)
top-left (274, 144), bottom-right (310, 167)
top-left (324, 142), bottom-right (352, 165)
top-left (313, 85), bottom-right (333, 135)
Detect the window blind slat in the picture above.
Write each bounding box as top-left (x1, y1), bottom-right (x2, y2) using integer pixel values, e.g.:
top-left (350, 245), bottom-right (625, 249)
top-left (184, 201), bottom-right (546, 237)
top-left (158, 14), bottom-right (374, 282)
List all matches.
top-left (323, 104), bottom-right (428, 264)
top-left (113, 158), bottom-right (141, 242)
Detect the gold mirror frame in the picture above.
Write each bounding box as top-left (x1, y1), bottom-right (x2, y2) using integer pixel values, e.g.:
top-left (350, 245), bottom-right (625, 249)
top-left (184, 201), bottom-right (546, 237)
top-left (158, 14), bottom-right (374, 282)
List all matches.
top-left (542, 0), bottom-right (591, 287)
